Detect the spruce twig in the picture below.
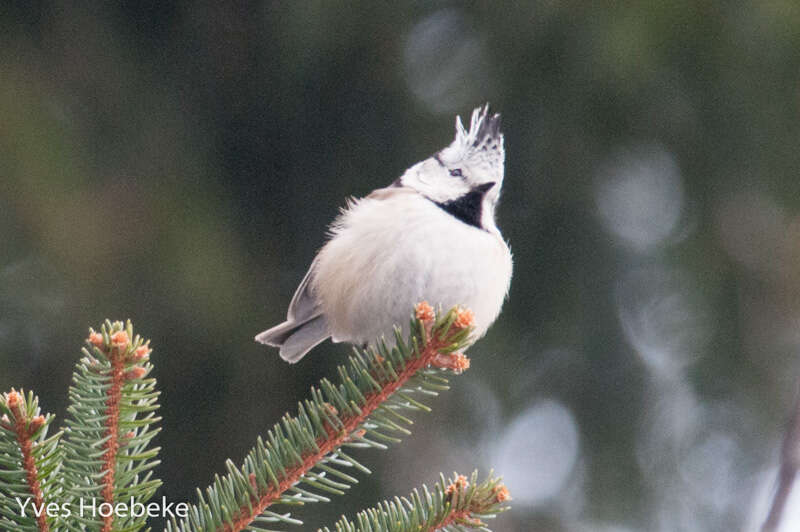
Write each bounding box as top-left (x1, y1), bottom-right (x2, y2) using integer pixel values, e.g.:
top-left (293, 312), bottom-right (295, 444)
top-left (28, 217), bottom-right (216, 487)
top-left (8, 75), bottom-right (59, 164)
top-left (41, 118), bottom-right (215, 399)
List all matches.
top-left (167, 303), bottom-right (477, 532)
top-left (0, 306), bottom-right (510, 532)
top-left (0, 389), bottom-right (62, 532)
top-left (60, 320), bottom-right (162, 532)
top-left (320, 471), bottom-right (511, 532)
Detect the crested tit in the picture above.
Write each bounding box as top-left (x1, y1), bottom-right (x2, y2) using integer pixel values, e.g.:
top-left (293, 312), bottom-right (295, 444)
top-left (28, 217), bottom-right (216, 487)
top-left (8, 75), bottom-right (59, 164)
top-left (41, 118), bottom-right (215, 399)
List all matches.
top-left (256, 105), bottom-right (512, 363)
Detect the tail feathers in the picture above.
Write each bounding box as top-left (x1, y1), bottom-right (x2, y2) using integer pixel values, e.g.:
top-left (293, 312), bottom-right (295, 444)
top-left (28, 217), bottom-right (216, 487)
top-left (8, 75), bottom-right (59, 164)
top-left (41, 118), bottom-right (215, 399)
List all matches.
top-left (255, 314), bottom-right (330, 363)
top-left (255, 320), bottom-right (299, 346)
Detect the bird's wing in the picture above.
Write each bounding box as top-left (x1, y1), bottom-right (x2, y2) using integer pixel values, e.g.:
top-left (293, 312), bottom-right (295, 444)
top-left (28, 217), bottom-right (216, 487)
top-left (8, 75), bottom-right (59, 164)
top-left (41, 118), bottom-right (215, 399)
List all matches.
top-left (277, 314), bottom-right (329, 363)
top-left (286, 259), bottom-right (321, 323)
top-left (255, 260), bottom-right (326, 356)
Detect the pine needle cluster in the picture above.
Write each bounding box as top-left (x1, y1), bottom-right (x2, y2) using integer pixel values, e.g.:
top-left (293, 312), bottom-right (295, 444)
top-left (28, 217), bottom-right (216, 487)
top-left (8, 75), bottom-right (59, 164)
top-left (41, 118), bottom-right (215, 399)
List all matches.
top-left (322, 471), bottom-right (510, 532)
top-left (0, 304), bottom-right (511, 531)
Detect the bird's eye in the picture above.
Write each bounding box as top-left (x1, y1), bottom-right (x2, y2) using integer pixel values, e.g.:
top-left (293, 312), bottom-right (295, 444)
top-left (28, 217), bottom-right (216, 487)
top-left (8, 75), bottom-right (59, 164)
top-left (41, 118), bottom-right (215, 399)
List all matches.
top-left (449, 168), bottom-right (463, 177)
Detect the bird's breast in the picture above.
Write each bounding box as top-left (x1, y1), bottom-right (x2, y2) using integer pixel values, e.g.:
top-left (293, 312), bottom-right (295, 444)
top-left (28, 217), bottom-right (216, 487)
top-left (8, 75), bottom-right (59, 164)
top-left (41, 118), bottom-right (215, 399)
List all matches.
top-left (313, 192), bottom-right (512, 346)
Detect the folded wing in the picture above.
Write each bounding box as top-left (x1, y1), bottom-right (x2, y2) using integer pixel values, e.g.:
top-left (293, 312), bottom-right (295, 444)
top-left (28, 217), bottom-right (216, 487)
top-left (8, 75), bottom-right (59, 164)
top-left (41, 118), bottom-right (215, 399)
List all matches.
top-left (255, 262), bottom-right (331, 363)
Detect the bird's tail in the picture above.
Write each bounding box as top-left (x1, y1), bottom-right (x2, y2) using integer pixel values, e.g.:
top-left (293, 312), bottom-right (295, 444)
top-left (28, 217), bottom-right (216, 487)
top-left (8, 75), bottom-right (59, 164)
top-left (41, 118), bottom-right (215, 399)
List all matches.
top-left (255, 314), bottom-right (330, 363)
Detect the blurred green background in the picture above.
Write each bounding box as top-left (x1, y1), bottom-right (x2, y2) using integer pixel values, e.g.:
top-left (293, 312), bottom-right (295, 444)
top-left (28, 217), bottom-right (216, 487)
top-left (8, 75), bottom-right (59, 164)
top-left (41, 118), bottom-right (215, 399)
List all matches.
top-left (3, 2), bottom-right (800, 531)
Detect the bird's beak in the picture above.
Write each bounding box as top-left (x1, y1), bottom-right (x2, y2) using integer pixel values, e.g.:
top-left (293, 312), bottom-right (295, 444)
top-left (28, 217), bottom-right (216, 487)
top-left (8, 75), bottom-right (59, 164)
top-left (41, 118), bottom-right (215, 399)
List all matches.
top-left (476, 182), bottom-right (496, 193)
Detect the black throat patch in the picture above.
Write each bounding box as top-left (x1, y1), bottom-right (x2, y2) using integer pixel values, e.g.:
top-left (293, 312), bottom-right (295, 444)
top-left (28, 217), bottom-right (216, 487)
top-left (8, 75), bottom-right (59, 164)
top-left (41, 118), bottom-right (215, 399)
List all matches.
top-left (434, 182), bottom-right (494, 230)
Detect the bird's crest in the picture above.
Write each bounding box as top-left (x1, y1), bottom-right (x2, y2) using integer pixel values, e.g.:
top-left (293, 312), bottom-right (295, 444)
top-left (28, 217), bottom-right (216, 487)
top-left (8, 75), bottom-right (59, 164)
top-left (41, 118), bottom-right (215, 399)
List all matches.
top-left (445, 104), bottom-right (505, 183)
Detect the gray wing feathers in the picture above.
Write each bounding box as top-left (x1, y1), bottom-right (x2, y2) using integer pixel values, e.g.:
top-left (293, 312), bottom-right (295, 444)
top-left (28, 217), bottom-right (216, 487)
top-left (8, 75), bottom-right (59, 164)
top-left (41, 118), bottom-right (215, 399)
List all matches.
top-left (254, 318), bottom-right (304, 346)
top-left (255, 262), bottom-right (331, 363)
top-left (286, 263), bottom-right (319, 323)
top-left (277, 314), bottom-right (329, 363)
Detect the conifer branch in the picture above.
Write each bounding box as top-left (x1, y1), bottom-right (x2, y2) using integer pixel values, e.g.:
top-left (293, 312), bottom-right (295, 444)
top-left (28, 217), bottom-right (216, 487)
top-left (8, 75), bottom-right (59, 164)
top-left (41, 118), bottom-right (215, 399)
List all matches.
top-left (0, 389), bottom-right (62, 532)
top-left (167, 303), bottom-right (477, 532)
top-left (61, 320), bottom-right (161, 532)
top-left (0, 309), bottom-right (511, 532)
top-left (320, 471), bottom-right (511, 532)
top-left (7, 392), bottom-right (49, 532)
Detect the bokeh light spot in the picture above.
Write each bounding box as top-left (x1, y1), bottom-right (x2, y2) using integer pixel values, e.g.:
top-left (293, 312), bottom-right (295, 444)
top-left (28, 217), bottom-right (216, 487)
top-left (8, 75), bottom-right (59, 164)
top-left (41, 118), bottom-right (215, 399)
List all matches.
top-left (492, 400), bottom-right (580, 506)
top-left (595, 143), bottom-right (684, 252)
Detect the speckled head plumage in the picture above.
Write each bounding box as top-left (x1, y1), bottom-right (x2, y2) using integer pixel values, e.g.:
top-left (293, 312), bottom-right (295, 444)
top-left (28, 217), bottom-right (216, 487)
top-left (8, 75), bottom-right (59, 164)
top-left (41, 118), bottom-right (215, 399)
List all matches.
top-left (439, 104), bottom-right (505, 188)
top-left (395, 104), bottom-right (505, 231)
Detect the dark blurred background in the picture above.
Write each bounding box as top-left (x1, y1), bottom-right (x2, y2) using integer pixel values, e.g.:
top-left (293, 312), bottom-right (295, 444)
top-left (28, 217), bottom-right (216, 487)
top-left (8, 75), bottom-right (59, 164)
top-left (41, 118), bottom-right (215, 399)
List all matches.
top-left (3, 2), bottom-right (800, 531)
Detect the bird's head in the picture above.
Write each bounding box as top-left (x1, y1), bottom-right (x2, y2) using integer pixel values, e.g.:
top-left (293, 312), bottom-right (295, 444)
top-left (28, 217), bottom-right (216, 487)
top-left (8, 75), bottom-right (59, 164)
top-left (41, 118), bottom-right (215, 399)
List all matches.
top-left (396, 105), bottom-right (505, 231)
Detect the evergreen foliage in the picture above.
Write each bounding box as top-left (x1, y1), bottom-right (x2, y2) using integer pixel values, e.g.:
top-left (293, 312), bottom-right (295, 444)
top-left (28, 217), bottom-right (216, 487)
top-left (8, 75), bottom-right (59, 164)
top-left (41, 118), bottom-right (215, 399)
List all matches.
top-left (0, 306), bottom-right (511, 532)
top-left (0, 390), bottom-right (63, 532)
top-left (166, 303), bottom-right (477, 532)
top-left (61, 320), bottom-right (161, 532)
top-left (321, 471), bottom-right (510, 532)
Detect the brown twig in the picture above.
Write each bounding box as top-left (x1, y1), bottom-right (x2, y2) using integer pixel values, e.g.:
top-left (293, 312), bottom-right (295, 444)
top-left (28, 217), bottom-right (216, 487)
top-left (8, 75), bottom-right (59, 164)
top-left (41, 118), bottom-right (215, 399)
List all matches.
top-left (6, 391), bottom-right (50, 532)
top-left (95, 330), bottom-right (142, 532)
top-left (219, 318), bottom-right (465, 532)
top-left (100, 349), bottom-right (125, 532)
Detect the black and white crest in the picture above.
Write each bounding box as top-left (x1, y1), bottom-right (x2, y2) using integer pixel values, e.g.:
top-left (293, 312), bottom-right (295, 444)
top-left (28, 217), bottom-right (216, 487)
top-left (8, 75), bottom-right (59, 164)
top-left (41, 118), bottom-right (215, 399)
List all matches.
top-left (392, 104), bottom-right (506, 231)
top-left (439, 104), bottom-right (505, 187)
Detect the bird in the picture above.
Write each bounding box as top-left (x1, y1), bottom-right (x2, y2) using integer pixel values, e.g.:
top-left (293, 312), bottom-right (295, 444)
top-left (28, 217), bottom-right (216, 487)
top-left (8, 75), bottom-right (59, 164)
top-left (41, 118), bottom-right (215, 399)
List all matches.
top-left (256, 105), bottom-right (513, 363)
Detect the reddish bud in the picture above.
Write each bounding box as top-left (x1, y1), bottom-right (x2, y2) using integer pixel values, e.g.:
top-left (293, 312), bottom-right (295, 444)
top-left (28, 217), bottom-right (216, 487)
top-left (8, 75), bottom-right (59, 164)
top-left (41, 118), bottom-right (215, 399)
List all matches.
top-left (494, 485), bottom-right (511, 502)
top-left (123, 366), bottom-right (147, 380)
top-left (324, 402), bottom-right (338, 416)
top-left (6, 390), bottom-right (20, 409)
top-left (249, 472), bottom-right (258, 492)
top-left (445, 474), bottom-right (469, 496)
top-left (454, 307), bottom-right (475, 329)
top-left (89, 332), bottom-right (104, 347)
top-left (29, 415), bottom-right (45, 435)
top-left (415, 301), bottom-right (435, 323)
top-left (134, 345), bottom-right (150, 360)
top-left (111, 331), bottom-right (130, 350)
top-left (430, 352), bottom-right (470, 374)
